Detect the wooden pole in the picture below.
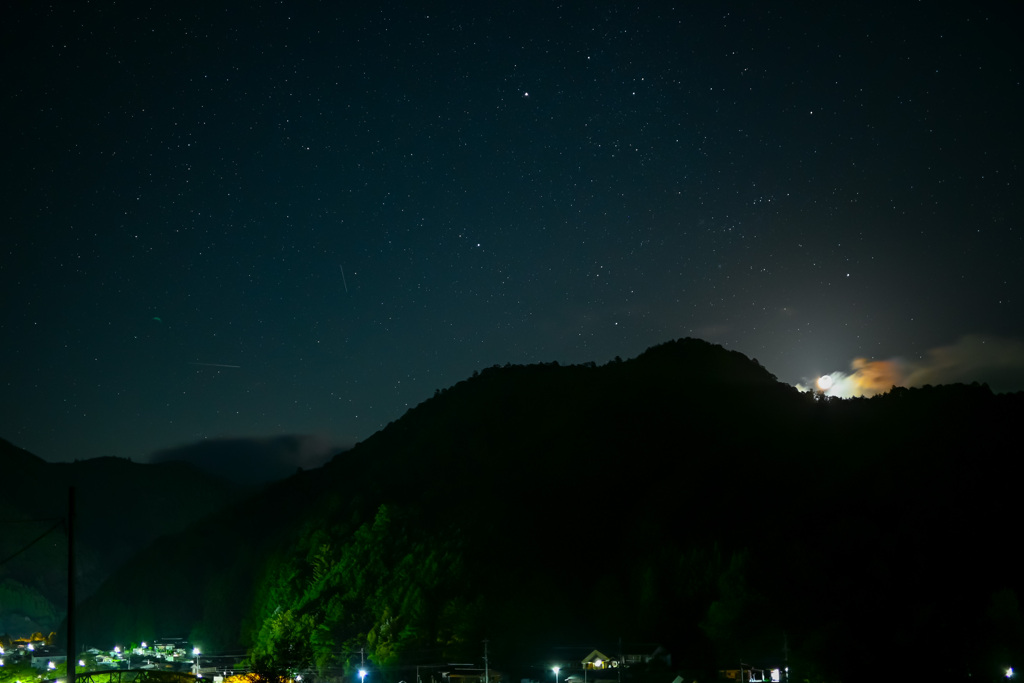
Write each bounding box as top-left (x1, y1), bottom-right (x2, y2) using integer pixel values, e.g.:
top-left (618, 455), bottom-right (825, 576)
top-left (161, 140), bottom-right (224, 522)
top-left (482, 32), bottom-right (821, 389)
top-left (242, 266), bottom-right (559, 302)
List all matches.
top-left (67, 486), bottom-right (76, 683)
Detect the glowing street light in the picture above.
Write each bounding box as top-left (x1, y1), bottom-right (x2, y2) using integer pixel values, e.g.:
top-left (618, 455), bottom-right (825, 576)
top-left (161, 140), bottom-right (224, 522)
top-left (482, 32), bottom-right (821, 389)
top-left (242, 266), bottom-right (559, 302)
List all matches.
top-left (193, 648), bottom-right (201, 677)
top-left (360, 669), bottom-right (368, 683)
top-left (553, 666), bottom-right (560, 683)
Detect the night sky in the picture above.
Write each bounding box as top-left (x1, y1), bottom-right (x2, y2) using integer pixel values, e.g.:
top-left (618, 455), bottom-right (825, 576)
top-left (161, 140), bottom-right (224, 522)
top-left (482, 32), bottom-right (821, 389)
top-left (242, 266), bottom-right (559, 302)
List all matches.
top-left (3, 2), bottom-right (1022, 464)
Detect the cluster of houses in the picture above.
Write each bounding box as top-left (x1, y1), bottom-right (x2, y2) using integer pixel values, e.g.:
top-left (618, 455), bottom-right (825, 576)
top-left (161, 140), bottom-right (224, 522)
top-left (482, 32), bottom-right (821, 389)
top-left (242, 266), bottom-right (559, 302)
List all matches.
top-left (87, 638), bottom-right (196, 671)
top-left (1, 636), bottom-right (67, 671)
top-left (444, 645), bottom-right (782, 683)
top-left (443, 645), bottom-right (672, 683)
top-left (0, 636), bottom-right (198, 673)
top-left (3, 638), bottom-right (783, 682)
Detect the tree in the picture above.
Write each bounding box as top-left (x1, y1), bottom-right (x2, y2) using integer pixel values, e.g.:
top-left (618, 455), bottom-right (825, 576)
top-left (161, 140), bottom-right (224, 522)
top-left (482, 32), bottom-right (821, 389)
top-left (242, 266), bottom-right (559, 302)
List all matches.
top-left (247, 504), bottom-right (479, 677)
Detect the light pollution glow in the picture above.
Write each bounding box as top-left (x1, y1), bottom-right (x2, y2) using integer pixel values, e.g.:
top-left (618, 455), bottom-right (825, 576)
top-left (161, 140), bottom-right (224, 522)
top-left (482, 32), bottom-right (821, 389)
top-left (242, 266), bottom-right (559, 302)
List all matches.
top-left (797, 334), bottom-right (1024, 398)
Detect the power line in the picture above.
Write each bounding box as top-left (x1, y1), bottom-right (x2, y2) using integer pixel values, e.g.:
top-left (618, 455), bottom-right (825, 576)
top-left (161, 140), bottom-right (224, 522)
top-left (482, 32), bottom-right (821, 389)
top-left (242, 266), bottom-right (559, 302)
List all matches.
top-left (0, 520), bottom-right (63, 568)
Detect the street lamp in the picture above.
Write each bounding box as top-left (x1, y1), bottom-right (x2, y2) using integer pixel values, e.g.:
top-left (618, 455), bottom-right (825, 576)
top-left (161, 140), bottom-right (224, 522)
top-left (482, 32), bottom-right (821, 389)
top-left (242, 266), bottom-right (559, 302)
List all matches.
top-left (553, 666), bottom-right (560, 683)
top-left (360, 669), bottom-right (368, 683)
top-left (193, 648), bottom-right (201, 677)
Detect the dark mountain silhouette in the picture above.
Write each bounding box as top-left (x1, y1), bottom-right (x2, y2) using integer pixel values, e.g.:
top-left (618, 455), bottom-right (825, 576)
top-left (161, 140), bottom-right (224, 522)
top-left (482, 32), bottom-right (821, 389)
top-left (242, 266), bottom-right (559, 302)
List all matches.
top-left (48, 339), bottom-right (1024, 680)
top-left (150, 435), bottom-right (340, 488)
top-left (0, 439), bottom-right (247, 635)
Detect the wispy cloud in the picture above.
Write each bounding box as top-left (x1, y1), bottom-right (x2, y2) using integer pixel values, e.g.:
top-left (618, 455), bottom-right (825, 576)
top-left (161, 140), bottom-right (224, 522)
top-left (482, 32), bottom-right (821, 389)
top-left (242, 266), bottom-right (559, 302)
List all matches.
top-left (150, 434), bottom-right (344, 486)
top-left (800, 334), bottom-right (1024, 397)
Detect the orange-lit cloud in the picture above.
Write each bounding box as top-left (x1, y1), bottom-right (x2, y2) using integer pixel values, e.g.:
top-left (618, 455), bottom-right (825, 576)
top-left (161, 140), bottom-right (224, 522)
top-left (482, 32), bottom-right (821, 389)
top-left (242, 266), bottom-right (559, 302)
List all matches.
top-left (803, 334), bottom-right (1024, 397)
top-left (811, 358), bottom-right (904, 398)
top-left (846, 357), bottom-right (905, 396)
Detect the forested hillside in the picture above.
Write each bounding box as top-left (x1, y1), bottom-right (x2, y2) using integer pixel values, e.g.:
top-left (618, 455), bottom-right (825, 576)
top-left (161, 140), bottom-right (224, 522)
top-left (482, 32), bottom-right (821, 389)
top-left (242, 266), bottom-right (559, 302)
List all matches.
top-left (68, 339), bottom-right (1024, 681)
top-left (0, 440), bottom-right (245, 635)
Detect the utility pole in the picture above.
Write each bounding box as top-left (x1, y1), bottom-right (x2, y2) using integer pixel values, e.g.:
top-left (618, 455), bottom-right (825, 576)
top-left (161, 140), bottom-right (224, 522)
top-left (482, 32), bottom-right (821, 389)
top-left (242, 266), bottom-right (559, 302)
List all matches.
top-left (617, 638), bottom-right (622, 683)
top-left (67, 487), bottom-right (76, 683)
top-left (782, 632), bottom-right (789, 683)
top-left (482, 640), bottom-right (489, 683)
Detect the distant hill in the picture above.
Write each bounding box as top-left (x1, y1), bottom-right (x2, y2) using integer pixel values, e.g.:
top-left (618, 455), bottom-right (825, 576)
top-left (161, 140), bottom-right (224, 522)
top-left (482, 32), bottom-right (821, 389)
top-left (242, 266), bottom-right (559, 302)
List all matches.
top-left (0, 439), bottom-right (249, 636)
top-left (67, 339), bottom-right (1024, 681)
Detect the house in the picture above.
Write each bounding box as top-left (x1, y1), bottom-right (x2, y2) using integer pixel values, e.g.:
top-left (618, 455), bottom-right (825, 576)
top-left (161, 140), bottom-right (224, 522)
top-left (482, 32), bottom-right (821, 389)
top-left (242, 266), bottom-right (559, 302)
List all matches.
top-left (441, 666), bottom-right (503, 683)
top-left (562, 644), bottom-right (670, 683)
top-left (560, 650), bottom-right (620, 683)
top-left (581, 650), bottom-right (614, 671)
top-left (30, 648), bottom-right (66, 670)
top-left (153, 638), bottom-right (189, 654)
top-left (718, 664), bottom-right (781, 682)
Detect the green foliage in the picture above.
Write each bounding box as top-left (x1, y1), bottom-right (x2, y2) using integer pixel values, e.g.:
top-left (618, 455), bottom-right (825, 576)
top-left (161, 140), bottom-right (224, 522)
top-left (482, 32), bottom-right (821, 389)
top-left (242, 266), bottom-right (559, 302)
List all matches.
top-left (0, 657), bottom-right (37, 683)
top-left (248, 504), bottom-right (477, 676)
top-left (251, 608), bottom-right (317, 671)
top-left (242, 655), bottom-right (292, 683)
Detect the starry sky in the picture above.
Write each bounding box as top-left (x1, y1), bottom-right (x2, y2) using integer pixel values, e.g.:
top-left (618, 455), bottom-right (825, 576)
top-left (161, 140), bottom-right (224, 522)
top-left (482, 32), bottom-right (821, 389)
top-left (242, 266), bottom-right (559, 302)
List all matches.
top-left (3, 1), bottom-right (1022, 464)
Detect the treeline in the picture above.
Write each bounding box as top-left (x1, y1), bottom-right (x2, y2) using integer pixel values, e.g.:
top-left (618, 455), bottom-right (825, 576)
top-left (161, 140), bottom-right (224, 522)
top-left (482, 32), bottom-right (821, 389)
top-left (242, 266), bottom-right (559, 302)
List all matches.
top-left (68, 339), bottom-right (1024, 682)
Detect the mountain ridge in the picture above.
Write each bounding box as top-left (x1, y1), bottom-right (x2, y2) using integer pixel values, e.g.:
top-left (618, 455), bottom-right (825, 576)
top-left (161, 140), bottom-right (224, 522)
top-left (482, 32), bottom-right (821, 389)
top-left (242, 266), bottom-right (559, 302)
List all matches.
top-left (0, 443), bottom-right (249, 636)
top-left (9, 338), bottom-right (1022, 680)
